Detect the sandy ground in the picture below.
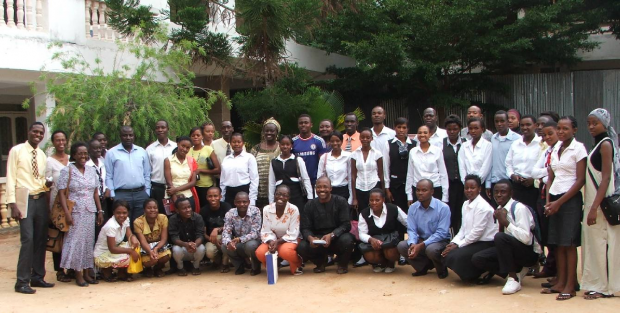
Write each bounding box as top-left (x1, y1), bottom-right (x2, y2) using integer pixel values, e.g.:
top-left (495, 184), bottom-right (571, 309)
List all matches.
top-left (0, 229), bottom-right (617, 313)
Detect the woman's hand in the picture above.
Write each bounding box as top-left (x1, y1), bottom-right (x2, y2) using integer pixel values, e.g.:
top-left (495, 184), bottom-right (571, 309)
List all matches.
top-left (149, 249), bottom-right (158, 261)
top-left (544, 201), bottom-right (561, 216)
top-left (267, 240), bottom-right (278, 254)
top-left (96, 213), bottom-right (104, 226)
top-left (130, 235), bottom-right (140, 249)
top-left (385, 189), bottom-right (394, 203)
top-left (351, 199), bottom-right (358, 210)
top-left (586, 208), bottom-right (597, 226)
top-left (129, 249), bottom-right (140, 262)
top-left (65, 214), bottom-right (74, 227)
top-left (370, 237), bottom-right (382, 250)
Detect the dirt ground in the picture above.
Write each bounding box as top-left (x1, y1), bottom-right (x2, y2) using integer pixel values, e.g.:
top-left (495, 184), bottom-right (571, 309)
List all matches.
top-left (0, 229), bottom-right (616, 313)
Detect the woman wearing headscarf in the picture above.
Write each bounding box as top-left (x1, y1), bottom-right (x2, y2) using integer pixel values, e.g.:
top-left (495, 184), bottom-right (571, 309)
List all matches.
top-left (250, 118), bottom-right (281, 209)
top-left (582, 108), bottom-right (620, 300)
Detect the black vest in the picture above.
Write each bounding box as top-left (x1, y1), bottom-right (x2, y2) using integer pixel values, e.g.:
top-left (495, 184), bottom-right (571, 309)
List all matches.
top-left (388, 140), bottom-right (416, 187)
top-left (361, 203), bottom-right (400, 236)
top-left (271, 157), bottom-right (299, 184)
top-left (443, 137), bottom-right (466, 182)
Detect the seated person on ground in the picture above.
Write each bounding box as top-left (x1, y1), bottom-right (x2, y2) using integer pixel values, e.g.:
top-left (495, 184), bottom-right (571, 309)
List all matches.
top-left (94, 200), bottom-right (141, 282)
top-left (471, 180), bottom-right (542, 294)
top-left (298, 176), bottom-right (355, 274)
top-left (133, 198), bottom-right (172, 278)
top-left (397, 179), bottom-right (451, 278)
top-left (441, 174), bottom-right (498, 282)
top-left (222, 192), bottom-right (262, 276)
top-left (255, 185), bottom-right (303, 276)
top-left (200, 186), bottom-right (232, 273)
top-left (169, 197), bottom-right (206, 276)
top-left (358, 188), bottom-right (407, 273)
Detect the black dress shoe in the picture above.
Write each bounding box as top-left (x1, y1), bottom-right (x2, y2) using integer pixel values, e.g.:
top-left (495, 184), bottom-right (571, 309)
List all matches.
top-left (31, 280), bottom-right (55, 288)
top-left (235, 266), bottom-right (246, 275)
top-left (250, 268), bottom-right (261, 276)
top-left (75, 280), bottom-right (89, 287)
top-left (15, 286), bottom-right (36, 294)
top-left (437, 270), bottom-right (449, 279)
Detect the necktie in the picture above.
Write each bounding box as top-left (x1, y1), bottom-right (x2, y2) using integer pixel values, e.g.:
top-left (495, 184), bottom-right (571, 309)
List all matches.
top-left (31, 150), bottom-right (39, 179)
top-left (94, 165), bottom-right (104, 197)
top-left (226, 143), bottom-right (232, 156)
top-left (345, 136), bottom-right (352, 152)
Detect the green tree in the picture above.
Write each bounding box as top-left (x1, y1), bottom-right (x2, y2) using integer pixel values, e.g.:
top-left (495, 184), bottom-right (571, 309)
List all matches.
top-left (27, 35), bottom-right (229, 147)
top-left (307, 0), bottom-right (604, 107)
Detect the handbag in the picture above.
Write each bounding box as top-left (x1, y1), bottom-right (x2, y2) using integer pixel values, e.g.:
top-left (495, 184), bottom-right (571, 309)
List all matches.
top-left (587, 167), bottom-right (620, 225)
top-left (46, 227), bottom-right (64, 253)
top-left (127, 247), bottom-right (144, 274)
top-left (50, 166), bottom-right (75, 232)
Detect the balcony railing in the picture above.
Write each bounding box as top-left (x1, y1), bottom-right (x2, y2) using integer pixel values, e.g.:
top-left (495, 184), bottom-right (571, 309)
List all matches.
top-left (1, 0), bottom-right (46, 31)
top-left (0, 178), bottom-right (18, 228)
top-left (85, 0), bottom-right (128, 41)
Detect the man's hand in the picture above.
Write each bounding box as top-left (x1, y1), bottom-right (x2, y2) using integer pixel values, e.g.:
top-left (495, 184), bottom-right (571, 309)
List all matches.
top-left (321, 234), bottom-right (333, 248)
top-left (494, 208), bottom-right (509, 228)
top-left (408, 242), bottom-right (425, 259)
top-left (187, 241), bottom-right (197, 253)
top-left (441, 243), bottom-right (458, 257)
top-left (10, 203), bottom-right (22, 220)
top-left (407, 200), bottom-right (414, 207)
top-left (307, 236), bottom-right (318, 248)
top-left (210, 229), bottom-right (219, 244)
top-left (104, 189), bottom-right (111, 199)
top-left (386, 189), bottom-right (395, 203)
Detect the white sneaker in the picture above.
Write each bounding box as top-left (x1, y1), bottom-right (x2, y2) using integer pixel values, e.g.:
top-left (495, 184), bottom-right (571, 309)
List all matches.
top-left (385, 267), bottom-right (396, 273)
top-left (280, 260), bottom-right (290, 267)
top-left (355, 256), bottom-right (367, 266)
top-left (373, 266), bottom-right (386, 273)
top-left (502, 277), bottom-right (522, 295)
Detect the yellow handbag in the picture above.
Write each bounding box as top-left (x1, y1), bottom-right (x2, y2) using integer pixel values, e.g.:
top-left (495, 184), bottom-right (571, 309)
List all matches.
top-left (127, 247), bottom-right (143, 274)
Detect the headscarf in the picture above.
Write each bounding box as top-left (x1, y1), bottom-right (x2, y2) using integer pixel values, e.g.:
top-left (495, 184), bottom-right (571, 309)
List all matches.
top-left (263, 117), bottom-right (281, 134)
top-left (589, 108), bottom-right (620, 192)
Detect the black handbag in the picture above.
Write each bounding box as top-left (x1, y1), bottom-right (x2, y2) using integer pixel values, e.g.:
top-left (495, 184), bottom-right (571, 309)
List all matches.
top-left (587, 167), bottom-right (620, 225)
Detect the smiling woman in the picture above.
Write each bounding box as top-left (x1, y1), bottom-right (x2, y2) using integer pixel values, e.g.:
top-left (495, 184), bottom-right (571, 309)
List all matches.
top-left (251, 118), bottom-right (281, 209)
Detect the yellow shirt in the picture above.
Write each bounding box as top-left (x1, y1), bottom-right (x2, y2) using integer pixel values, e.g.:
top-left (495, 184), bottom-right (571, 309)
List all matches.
top-left (168, 154), bottom-right (193, 198)
top-left (133, 214), bottom-right (168, 243)
top-left (6, 141), bottom-right (47, 203)
top-left (189, 145), bottom-right (215, 188)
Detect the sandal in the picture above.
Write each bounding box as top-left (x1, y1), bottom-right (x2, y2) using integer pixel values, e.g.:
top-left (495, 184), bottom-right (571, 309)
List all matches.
top-left (584, 291), bottom-right (614, 300)
top-left (337, 267), bottom-right (348, 274)
top-left (220, 265), bottom-right (230, 273)
top-left (556, 293), bottom-right (576, 301)
top-left (192, 268), bottom-right (201, 276)
top-left (56, 271), bottom-right (71, 283)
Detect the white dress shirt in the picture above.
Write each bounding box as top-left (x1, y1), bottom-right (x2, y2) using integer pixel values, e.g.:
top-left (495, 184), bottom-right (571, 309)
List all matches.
top-left (268, 154), bottom-right (313, 203)
top-left (260, 202), bottom-right (300, 243)
top-left (357, 203), bottom-right (408, 243)
top-left (505, 135), bottom-right (542, 178)
top-left (452, 195), bottom-right (497, 247)
top-left (220, 151), bottom-right (259, 205)
top-left (405, 145), bottom-right (449, 202)
top-left (458, 138), bottom-right (492, 183)
top-left (531, 142), bottom-right (558, 184)
top-left (212, 138), bottom-right (246, 166)
top-left (371, 125), bottom-right (395, 183)
top-left (500, 199), bottom-right (542, 254)
top-left (317, 151), bottom-right (353, 204)
top-left (385, 137), bottom-right (414, 188)
top-left (146, 139), bottom-right (177, 184)
top-left (86, 157), bottom-right (108, 195)
top-left (351, 147), bottom-right (383, 191)
top-left (549, 139), bottom-right (588, 195)
top-left (414, 127), bottom-right (448, 148)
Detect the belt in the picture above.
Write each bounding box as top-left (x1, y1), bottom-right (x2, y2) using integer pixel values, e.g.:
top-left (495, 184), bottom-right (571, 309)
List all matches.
top-left (29, 192), bottom-right (45, 200)
top-left (115, 186), bottom-right (145, 193)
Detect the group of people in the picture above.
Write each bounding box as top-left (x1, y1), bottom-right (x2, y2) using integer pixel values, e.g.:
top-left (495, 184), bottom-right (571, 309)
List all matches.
top-left (6, 105), bottom-right (619, 301)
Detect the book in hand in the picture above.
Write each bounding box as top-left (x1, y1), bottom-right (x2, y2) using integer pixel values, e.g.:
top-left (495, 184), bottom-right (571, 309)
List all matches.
top-left (15, 187), bottom-right (29, 218)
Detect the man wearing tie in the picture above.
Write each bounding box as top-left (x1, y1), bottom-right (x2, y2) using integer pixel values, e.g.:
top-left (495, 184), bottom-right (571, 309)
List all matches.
top-left (342, 112), bottom-right (361, 152)
top-left (8, 122), bottom-right (55, 294)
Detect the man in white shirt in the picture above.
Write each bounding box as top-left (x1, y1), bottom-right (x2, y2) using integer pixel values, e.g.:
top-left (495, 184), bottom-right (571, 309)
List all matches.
top-left (146, 120), bottom-right (177, 214)
top-left (370, 106), bottom-right (395, 180)
top-left (471, 180), bottom-right (541, 294)
top-left (460, 105), bottom-right (493, 141)
top-left (441, 174), bottom-right (497, 282)
top-left (486, 111), bottom-right (520, 203)
top-left (212, 121), bottom-right (245, 166)
top-left (414, 108), bottom-right (448, 148)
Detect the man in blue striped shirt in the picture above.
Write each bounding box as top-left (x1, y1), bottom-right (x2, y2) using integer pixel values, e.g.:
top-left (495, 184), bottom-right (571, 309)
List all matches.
top-left (397, 179), bottom-right (451, 278)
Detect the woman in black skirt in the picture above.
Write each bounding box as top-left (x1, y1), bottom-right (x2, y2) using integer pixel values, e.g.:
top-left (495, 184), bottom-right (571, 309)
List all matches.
top-left (543, 116), bottom-right (587, 301)
top-left (268, 135), bottom-right (312, 213)
top-left (317, 131), bottom-right (352, 203)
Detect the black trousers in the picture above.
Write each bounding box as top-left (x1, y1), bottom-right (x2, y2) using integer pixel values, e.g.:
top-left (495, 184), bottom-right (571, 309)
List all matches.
top-left (512, 182), bottom-right (539, 212)
top-left (151, 182), bottom-right (167, 215)
top-left (16, 196), bottom-right (48, 287)
top-left (537, 184), bottom-right (556, 276)
top-left (448, 180), bottom-right (465, 233)
top-left (298, 233), bottom-right (355, 268)
top-left (390, 184), bottom-right (408, 241)
top-left (224, 184), bottom-right (250, 208)
top-left (331, 185), bottom-right (350, 202)
top-left (195, 186), bottom-right (210, 210)
top-left (354, 183), bottom-right (379, 220)
top-left (472, 233), bottom-right (539, 277)
top-left (443, 241), bottom-right (494, 281)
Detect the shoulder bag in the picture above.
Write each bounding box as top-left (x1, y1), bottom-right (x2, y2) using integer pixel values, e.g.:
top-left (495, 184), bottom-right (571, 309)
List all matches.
top-left (50, 166), bottom-right (75, 232)
top-left (587, 167), bottom-right (620, 225)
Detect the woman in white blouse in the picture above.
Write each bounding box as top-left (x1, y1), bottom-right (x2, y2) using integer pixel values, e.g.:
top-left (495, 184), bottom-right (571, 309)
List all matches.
top-left (542, 116), bottom-right (586, 301)
top-left (220, 133), bottom-right (259, 207)
top-left (458, 117), bottom-right (492, 186)
top-left (317, 131), bottom-right (352, 204)
top-left (406, 125), bottom-right (449, 206)
top-left (255, 185), bottom-right (303, 275)
top-left (505, 114), bottom-right (542, 210)
top-left (351, 128), bottom-right (385, 216)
